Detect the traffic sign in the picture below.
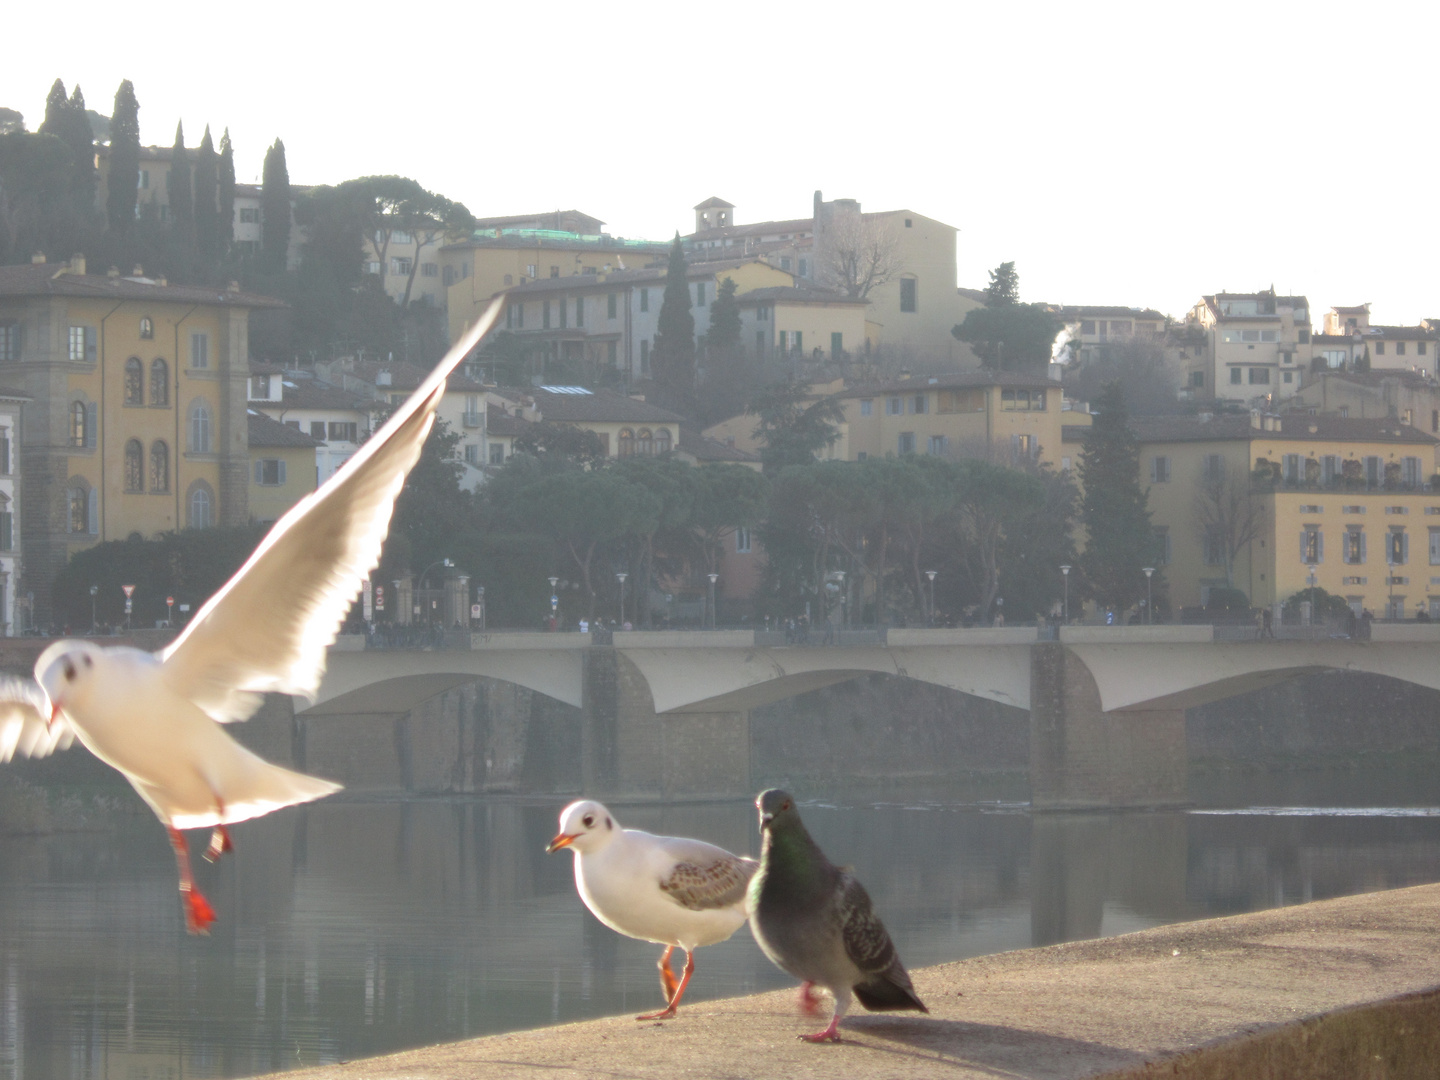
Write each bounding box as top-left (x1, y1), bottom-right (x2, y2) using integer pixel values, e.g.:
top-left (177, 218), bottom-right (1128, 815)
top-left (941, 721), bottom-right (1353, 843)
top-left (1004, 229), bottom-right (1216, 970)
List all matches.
top-left (166, 596), bottom-right (174, 606)
top-left (121, 585), bottom-right (136, 598)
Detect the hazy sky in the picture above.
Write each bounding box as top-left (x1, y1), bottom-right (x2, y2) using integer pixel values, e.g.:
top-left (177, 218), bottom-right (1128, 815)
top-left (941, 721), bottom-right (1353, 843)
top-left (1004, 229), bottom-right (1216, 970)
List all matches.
top-left (6, 1), bottom-right (1438, 325)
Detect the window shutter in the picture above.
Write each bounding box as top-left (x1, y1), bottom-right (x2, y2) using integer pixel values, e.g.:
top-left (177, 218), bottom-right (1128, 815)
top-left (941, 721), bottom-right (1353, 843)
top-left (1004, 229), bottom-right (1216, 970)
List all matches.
top-left (1360, 532), bottom-right (1367, 564)
top-left (1300, 531), bottom-right (1307, 562)
top-left (1317, 531), bottom-right (1324, 563)
top-left (278, 460), bottom-right (286, 485)
top-left (1149, 459), bottom-right (1157, 483)
top-left (84, 326), bottom-right (97, 362)
top-left (1431, 529), bottom-right (1440, 566)
top-left (1401, 533), bottom-right (1409, 564)
top-left (87, 488), bottom-right (98, 535)
top-left (254, 461), bottom-right (263, 483)
top-left (85, 403), bottom-right (97, 448)
top-left (0, 512), bottom-right (10, 551)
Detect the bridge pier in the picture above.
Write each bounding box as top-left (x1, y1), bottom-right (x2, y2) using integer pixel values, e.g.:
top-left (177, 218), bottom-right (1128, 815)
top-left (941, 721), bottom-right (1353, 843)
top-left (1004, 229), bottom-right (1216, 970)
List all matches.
top-left (582, 650), bottom-right (750, 800)
top-left (1030, 643), bottom-right (1188, 810)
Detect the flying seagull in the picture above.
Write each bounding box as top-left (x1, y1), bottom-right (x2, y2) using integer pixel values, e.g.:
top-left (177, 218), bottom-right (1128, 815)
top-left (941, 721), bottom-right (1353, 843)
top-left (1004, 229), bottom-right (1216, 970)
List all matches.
top-left (747, 789), bottom-right (927, 1042)
top-left (547, 799), bottom-right (756, 1019)
top-left (0, 296), bottom-right (505, 934)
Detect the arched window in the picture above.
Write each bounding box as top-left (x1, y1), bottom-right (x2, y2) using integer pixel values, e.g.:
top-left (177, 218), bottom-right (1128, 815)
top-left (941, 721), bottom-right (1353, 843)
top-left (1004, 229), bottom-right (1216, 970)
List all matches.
top-left (636, 428), bottom-right (653, 456)
top-left (139, 316), bottom-right (154, 340)
top-left (70, 401), bottom-right (87, 447)
top-left (655, 428), bottom-right (672, 455)
top-left (150, 358), bottom-right (168, 406)
top-left (123, 439), bottom-right (143, 491)
top-left (149, 441), bottom-right (169, 492)
top-left (188, 400), bottom-right (212, 453)
top-left (124, 357), bottom-right (144, 406)
top-left (67, 482), bottom-right (94, 534)
top-left (187, 481), bottom-right (214, 529)
top-left (618, 428), bottom-right (635, 457)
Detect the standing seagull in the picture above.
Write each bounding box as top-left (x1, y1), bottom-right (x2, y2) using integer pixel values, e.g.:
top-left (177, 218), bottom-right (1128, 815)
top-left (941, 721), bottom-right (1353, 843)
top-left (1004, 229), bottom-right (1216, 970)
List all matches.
top-left (546, 799), bottom-right (756, 1019)
top-left (748, 788), bottom-right (927, 1042)
top-left (0, 297), bottom-right (505, 934)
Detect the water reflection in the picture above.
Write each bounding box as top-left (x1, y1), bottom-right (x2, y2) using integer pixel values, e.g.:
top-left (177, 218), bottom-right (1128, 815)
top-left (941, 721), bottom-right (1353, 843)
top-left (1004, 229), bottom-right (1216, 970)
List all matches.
top-left (6, 782), bottom-right (1440, 1078)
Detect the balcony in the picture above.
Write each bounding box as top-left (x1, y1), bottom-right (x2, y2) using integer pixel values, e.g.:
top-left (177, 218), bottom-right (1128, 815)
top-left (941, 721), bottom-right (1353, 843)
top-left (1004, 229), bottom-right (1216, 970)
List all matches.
top-left (462, 411), bottom-right (483, 428)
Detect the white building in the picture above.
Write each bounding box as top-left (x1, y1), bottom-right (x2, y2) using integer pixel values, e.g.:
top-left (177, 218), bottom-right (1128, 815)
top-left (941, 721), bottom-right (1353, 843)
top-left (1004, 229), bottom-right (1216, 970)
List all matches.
top-left (0, 388), bottom-right (26, 634)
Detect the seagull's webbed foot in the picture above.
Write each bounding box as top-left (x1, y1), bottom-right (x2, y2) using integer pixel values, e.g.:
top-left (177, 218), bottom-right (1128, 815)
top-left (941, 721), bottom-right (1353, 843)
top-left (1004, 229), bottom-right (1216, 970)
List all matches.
top-left (204, 824), bottom-right (234, 863)
top-left (637, 948), bottom-right (695, 1021)
top-left (799, 1016), bottom-right (842, 1043)
top-left (167, 827), bottom-right (217, 935)
top-left (798, 981), bottom-right (822, 1015)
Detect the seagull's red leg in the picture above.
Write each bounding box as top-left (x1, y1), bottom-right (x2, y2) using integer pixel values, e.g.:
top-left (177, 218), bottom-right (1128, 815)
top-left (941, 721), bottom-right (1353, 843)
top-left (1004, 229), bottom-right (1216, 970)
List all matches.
top-left (204, 798), bottom-right (234, 863)
top-left (168, 827), bottom-right (216, 935)
top-left (798, 981), bottom-right (822, 1014)
top-left (637, 949), bottom-right (694, 1020)
top-left (654, 944), bottom-right (678, 1003)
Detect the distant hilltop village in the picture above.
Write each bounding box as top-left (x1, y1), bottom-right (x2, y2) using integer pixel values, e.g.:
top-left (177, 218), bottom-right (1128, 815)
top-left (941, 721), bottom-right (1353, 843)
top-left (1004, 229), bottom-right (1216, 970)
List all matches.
top-left (5, 80), bottom-right (1440, 635)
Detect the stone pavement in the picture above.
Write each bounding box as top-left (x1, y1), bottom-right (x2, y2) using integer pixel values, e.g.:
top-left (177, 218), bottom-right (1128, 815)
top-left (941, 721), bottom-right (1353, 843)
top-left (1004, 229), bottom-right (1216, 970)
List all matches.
top-left (255, 883), bottom-right (1440, 1080)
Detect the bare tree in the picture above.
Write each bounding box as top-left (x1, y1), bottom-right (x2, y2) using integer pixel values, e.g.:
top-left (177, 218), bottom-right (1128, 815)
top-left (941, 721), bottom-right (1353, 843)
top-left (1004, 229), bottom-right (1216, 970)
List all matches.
top-left (1193, 474), bottom-right (1266, 590)
top-left (820, 215), bottom-right (902, 299)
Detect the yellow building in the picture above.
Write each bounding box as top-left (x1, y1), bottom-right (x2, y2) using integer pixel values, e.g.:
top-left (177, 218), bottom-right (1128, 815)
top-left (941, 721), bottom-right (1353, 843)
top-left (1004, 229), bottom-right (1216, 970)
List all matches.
top-left (1070, 413), bottom-right (1440, 617)
top-left (245, 411), bottom-right (321, 524)
top-left (837, 371), bottom-right (1068, 467)
top-left (0, 256), bottom-right (281, 622)
top-left (442, 226), bottom-right (669, 344)
top-left (735, 285), bottom-right (871, 361)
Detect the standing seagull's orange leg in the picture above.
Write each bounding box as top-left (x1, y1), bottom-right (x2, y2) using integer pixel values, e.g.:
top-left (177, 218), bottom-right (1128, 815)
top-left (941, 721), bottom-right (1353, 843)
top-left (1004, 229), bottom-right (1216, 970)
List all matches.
top-left (637, 950), bottom-right (695, 1021)
top-left (168, 827), bottom-right (216, 934)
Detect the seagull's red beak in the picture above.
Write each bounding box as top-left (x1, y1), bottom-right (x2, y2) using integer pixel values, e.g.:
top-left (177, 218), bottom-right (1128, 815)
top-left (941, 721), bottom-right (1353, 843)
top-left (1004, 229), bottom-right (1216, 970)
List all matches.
top-left (546, 832), bottom-right (577, 854)
top-left (47, 699), bottom-right (62, 731)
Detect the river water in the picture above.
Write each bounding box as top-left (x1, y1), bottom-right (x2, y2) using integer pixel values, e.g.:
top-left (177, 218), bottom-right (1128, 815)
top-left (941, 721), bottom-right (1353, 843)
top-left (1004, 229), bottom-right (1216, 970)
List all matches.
top-left (6, 772), bottom-right (1440, 1079)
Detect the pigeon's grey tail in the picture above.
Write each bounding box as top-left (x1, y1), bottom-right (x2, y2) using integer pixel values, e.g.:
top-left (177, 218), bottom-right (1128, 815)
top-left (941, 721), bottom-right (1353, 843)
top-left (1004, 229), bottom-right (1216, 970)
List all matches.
top-left (854, 970), bottom-right (929, 1013)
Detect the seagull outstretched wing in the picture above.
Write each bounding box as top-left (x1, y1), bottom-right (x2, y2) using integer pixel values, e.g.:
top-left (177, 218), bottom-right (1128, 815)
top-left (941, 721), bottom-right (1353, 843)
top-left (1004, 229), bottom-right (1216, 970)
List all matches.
top-left (0, 675), bottom-right (72, 761)
top-left (158, 297), bottom-right (505, 723)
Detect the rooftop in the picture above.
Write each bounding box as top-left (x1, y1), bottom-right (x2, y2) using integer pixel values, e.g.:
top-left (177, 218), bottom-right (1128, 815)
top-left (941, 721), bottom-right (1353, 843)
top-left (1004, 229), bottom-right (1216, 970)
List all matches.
top-left (734, 285), bottom-right (867, 306)
top-left (530, 387), bottom-right (685, 425)
top-left (247, 410), bottom-right (324, 448)
top-left (1062, 414), bottom-right (1439, 446)
top-left (842, 370), bottom-right (1062, 397)
top-left (0, 262), bottom-right (284, 307)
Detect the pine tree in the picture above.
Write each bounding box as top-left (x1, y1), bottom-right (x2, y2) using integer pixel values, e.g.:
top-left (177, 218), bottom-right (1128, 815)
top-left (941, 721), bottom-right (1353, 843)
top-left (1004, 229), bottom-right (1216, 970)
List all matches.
top-left (106, 80), bottom-right (140, 236)
top-left (217, 128), bottom-right (235, 262)
top-left (1078, 382), bottom-right (1164, 614)
top-left (192, 125), bottom-right (219, 269)
top-left (168, 121), bottom-right (192, 231)
top-left (706, 275), bottom-right (741, 352)
top-left (260, 138), bottom-right (291, 272)
top-left (651, 234), bottom-right (696, 415)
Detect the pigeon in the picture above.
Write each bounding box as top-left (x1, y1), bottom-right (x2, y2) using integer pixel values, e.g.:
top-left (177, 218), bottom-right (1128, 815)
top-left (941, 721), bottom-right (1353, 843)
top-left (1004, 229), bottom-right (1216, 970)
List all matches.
top-left (546, 799), bottom-right (756, 1019)
top-left (747, 788), bottom-right (927, 1042)
top-left (0, 295), bottom-right (505, 934)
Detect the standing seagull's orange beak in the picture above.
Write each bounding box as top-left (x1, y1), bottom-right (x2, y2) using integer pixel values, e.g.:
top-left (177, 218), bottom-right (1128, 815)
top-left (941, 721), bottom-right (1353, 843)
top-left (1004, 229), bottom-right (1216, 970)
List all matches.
top-left (546, 833), bottom-right (577, 854)
top-left (47, 699), bottom-right (62, 731)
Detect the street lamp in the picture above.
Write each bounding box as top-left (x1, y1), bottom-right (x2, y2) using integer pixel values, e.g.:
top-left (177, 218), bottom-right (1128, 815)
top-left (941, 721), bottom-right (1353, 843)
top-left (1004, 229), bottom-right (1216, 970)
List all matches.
top-left (475, 585), bottom-right (485, 631)
top-left (707, 572), bottom-right (719, 629)
top-left (1142, 567), bottom-right (1155, 625)
top-left (89, 585), bottom-right (97, 633)
top-left (925, 570), bottom-right (937, 627)
top-left (1060, 565), bottom-right (1071, 624)
top-left (835, 569), bottom-right (847, 629)
top-left (549, 576), bottom-right (560, 624)
top-left (616, 572), bottom-right (627, 626)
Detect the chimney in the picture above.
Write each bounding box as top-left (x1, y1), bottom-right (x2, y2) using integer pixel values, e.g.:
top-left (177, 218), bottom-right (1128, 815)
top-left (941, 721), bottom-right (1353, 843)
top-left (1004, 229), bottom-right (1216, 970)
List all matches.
top-left (157, 276), bottom-right (167, 286)
top-left (227, 280), bottom-right (240, 293)
top-left (132, 265), bottom-right (144, 276)
top-left (70, 254), bottom-right (86, 275)
top-left (1250, 410), bottom-right (1262, 428)
top-left (31, 252), bottom-right (46, 264)
top-left (107, 266), bottom-right (120, 278)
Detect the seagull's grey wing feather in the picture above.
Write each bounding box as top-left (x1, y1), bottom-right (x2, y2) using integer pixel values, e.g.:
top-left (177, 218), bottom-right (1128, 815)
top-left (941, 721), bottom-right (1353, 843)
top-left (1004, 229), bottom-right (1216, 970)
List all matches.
top-left (658, 841), bottom-right (757, 911)
top-left (158, 297), bottom-right (505, 722)
top-left (836, 871), bottom-right (900, 975)
top-left (0, 676), bottom-right (72, 762)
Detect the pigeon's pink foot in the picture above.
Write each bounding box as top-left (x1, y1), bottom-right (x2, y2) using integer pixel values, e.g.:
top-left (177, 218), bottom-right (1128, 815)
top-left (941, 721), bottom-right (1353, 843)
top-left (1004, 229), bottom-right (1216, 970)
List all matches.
top-left (184, 888), bottom-right (217, 934)
top-left (205, 824), bottom-right (233, 863)
top-left (799, 1016), bottom-right (842, 1043)
top-left (798, 981), bottom-right (822, 1015)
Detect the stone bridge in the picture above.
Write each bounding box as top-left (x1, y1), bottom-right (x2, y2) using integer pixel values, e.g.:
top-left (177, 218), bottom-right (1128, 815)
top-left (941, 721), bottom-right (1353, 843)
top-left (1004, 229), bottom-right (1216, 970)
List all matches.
top-left (305, 625), bottom-right (1440, 809)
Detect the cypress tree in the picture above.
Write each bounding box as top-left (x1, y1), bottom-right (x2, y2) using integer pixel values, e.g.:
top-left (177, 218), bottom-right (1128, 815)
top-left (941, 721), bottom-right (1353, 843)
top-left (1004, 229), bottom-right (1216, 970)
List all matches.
top-left (168, 121), bottom-right (192, 231)
top-left (193, 125), bottom-right (219, 269)
top-left (651, 234), bottom-right (696, 416)
top-left (217, 128), bottom-right (235, 262)
top-left (260, 138), bottom-right (291, 272)
top-left (106, 80), bottom-right (140, 236)
top-left (1077, 382), bottom-right (1164, 614)
top-left (39, 79), bottom-right (67, 134)
top-left (62, 85), bottom-right (96, 218)
top-left (706, 275), bottom-right (741, 353)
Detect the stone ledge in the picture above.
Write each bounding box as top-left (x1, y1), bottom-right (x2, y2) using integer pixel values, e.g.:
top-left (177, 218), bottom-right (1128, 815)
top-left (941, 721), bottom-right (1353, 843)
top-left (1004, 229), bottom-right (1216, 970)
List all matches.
top-left (247, 882), bottom-right (1440, 1080)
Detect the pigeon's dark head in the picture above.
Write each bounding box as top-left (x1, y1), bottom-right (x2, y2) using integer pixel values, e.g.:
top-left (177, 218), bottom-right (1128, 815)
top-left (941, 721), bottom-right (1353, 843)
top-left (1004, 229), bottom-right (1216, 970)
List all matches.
top-left (547, 799), bottom-right (617, 854)
top-left (756, 789), bottom-right (799, 832)
top-left (35, 640), bottom-right (103, 723)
